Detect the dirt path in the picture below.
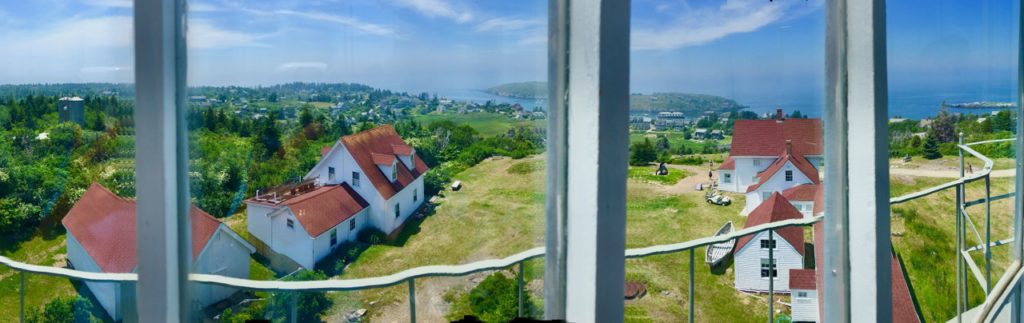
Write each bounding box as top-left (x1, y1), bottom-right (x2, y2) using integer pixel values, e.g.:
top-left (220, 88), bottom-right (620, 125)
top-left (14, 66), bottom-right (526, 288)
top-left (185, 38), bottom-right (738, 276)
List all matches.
top-left (889, 167), bottom-right (1015, 178)
top-left (660, 164), bottom-right (713, 195)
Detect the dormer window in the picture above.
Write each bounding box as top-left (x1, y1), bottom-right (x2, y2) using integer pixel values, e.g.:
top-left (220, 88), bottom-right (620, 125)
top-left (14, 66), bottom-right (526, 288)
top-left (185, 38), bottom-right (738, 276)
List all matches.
top-left (391, 162), bottom-right (398, 181)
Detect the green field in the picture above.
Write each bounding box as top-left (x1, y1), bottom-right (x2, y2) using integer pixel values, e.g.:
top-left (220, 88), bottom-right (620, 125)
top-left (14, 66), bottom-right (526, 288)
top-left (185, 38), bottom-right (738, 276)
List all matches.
top-left (412, 112), bottom-right (545, 137)
top-left (630, 131), bottom-right (731, 151)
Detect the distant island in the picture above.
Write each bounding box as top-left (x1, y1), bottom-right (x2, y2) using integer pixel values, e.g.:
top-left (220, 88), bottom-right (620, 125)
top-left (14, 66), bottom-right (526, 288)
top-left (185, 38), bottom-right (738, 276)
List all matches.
top-left (486, 81), bottom-right (547, 99)
top-left (487, 82), bottom-right (747, 115)
top-left (942, 100), bottom-right (1016, 110)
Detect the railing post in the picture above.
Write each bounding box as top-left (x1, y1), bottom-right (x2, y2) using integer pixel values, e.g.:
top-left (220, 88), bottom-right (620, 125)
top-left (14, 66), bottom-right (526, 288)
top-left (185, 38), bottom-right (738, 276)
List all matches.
top-left (986, 174), bottom-right (992, 294)
top-left (689, 248), bottom-right (695, 323)
top-left (768, 229), bottom-right (774, 323)
top-left (290, 292), bottom-right (297, 323)
top-left (957, 182), bottom-right (963, 323)
top-left (409, 278), bottom-right (417, 323)
top-left (19, 271), bottom-right (24, 323)
top-left (518, 261), bottom-right (525, 318)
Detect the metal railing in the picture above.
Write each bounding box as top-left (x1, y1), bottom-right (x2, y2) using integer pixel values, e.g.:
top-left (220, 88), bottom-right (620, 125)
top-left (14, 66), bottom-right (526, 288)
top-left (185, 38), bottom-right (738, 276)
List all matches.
top-left (0, 137), bottom-right (1017, 323)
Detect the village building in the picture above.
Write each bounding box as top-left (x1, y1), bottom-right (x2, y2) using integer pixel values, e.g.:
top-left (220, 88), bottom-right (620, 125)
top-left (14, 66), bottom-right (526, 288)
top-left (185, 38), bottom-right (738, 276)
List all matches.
top-left (246, 125), bottom-right (428, 270)
top-left (741, 142), bottom-right (820, 213)
top-left (63, 183), bottom-right (254, 321)
top-left (733, 193), bottom-right (806, 293)
top-left (789, 269), bottom-right (819, 322)
top-left (716, 109), bottom-right (823, 197)
top-left (781, 184), bottom-right (819, 218)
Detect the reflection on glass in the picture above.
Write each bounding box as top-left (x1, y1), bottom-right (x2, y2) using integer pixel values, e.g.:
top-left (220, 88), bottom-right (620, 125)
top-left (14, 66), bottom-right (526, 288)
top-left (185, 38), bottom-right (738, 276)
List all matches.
top-left (186, 1), bottom-right (547, 321)
top-left (887, 1), bottom-right (1018, 322)
top-left (627, 0), bottom-right (824, 321)
top-left (0, 1), bottom-right (136, 321)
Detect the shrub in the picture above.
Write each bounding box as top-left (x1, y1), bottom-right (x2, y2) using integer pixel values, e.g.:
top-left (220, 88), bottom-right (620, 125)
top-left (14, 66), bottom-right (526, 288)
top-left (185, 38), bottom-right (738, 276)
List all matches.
top-left (358, 227), bottom-right (387, 245)
top-left (265, 270), bottom-right (333, 322)
top-left (446, 272), bottom-right (534, 322)
top-left (26, 296), bottom-right (99, 323)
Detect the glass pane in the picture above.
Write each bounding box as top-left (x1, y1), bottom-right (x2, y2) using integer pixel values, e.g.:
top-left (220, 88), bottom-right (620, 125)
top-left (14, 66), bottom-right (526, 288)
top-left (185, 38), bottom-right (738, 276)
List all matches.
top-left (186, 1), bottom-right (548, 321)
top-left (887, 1), bottom-right (1018, 322)
top-left (0, 1), bottom-right (136, 321)
top-left (628, 1), bottom-right (824, 321)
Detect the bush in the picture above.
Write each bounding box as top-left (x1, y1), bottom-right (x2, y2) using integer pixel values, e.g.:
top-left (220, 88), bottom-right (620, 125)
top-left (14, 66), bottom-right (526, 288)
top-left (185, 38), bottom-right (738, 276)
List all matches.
top-left (26, 296), bottom-right (100, 323)
top-left (358, 227), bottom-right (387, 245)
top-left (265, 270), bottom-right (333, 322)
top-left (446, 272), bottom-right (534, 322)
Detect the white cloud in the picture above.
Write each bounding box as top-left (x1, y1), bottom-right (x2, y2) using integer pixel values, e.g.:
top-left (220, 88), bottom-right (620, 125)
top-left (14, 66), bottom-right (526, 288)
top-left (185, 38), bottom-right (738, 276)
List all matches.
top-left (394, 0), bottom-right (473, 23)
top-left (276, 62), bottom-right (328, 72)
top-left (474, 18), bottom-right (543, 33)
top-left (188, 19), bottom-right (269, 49)
top-left (90, 0), bottom-right (132, 8)
top-left (271, 10), bottom-right (396, 36)
top-left (632, 0), bottom-right (820, 50)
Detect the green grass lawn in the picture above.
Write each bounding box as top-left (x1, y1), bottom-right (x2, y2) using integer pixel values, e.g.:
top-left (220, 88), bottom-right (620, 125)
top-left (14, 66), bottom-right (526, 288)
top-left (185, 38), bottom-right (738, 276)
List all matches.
top-left (412, 112), bottom-right (545, 137)
top-left (890, 174), bottom-right (1016, 322)
top-left (628, 166), bottom-right (689, 185)
top-left (630, 131), bottom-right (732, 151)
top-left (0, 234), bottom-right (78, 320)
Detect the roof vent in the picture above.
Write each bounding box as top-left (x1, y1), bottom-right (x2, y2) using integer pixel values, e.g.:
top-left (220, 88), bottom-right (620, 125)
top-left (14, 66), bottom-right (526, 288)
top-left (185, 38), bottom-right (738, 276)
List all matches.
top-left (785, 140), bottom-right (793, 155)
top-left (775, 108), bottom-right (784, 122)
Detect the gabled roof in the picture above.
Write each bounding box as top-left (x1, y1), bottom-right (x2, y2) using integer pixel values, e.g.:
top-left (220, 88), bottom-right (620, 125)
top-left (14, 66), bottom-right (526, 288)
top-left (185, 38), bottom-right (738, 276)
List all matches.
top-left (813, 184), bottom-right (824, 215)
top-left (61, 183), bottom-right (224, 273)
top-left (730, 118), bottom-right (822, 157)
top-left (392, 143), bottom-right (414, 156)
top-left (781, 184), bottom-right (817, 201)
top-left (813, 224), bottom-right (921, 323)
top-left (735, 193), bottom-right (805, 256)
top-left (339, 125), bottom-right (429, 199)
top-left (281, 183), bottom-right (369, 237)
top-left (789, 268), bottom-right (816, 290)
top-left (746, 150), bottom-right (819, 193)
top-left (371, 153), bottom-right (396, 166)
top-left (718, 157), bottom-right (735, 170)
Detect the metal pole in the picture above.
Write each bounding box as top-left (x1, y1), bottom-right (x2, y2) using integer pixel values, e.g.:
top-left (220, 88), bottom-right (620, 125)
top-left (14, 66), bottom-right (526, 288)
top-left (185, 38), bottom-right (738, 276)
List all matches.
top-left (518, 261), bottom-right (525, 318)
top-left (409, 278), bottom-right (416, 323)
top-left (544, 0), bottom-right (569, 319)
top-left (768, 229), bottom-right (774, 323)
top-left (19, 271), bottom-right (24, 323)
top-left (986, 175), bottom-right (993, 294)
top-left (957, 183), bottom-right (963, 323)
top-left (290, 292), bottom-right (297, 323)
top-left (689, 248), bottom-right (695, 323)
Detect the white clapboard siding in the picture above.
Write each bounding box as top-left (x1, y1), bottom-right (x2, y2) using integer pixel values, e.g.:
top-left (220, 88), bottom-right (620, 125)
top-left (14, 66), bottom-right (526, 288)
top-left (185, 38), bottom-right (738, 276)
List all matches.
top-left (733, 230), bottom-right (804, 293)
top-left (790, 288), bottom-right (820, 322)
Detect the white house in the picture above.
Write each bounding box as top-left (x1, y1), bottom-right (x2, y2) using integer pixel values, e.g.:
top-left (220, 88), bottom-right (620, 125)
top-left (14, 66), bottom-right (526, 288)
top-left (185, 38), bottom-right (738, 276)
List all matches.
top-left (63, 183), bottom-right (254, 321)
top-left (733, 192), bottom-right (805, 293)
top-left (781, 184), bottom-right (819, 218)
top-left (788, 269), bottom-right (819, 323)
top-left (741, 148), bottom-right (819, 214)
top-left (716, 109), bottom-right (823, 193)
top-left (246, 125), bottom-right (428, 270)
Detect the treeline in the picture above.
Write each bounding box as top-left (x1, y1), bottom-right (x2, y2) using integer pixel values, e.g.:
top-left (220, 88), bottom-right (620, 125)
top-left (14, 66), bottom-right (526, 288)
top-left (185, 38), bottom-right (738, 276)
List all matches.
top-left (890, 109), bottom-right (1015, 159)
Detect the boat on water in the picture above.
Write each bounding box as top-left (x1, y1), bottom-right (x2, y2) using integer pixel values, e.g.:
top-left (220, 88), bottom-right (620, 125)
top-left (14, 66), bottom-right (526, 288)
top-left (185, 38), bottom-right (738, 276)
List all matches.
top-left (705, 221), bottom-right (735, 266)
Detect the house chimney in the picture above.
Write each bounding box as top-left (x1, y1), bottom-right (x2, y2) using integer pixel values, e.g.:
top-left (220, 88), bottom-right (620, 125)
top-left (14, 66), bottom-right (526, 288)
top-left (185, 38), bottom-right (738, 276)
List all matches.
top-left (775, 108), bottom-right (784, 121)
top-left (785, 140), bottom-right (793, 155)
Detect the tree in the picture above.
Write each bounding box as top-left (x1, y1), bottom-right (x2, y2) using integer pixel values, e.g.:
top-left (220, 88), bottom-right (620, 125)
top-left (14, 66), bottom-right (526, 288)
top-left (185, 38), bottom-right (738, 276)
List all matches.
top-left (266, 270), bottom-right (333, 322)
top-left (27, 296), bottom-right (99, 323)
top-left (629, 138), bottom-right (657, 166)
top-left (447, 272), bottom-right (534, 322)
top-left (299, 106), bottom-right (314, 128)
top-left (923, 134), bottom-right (941, 159)
top-left (254, 113), bottom-right (282, 159)
top-left (654, 135), bottom-right (670, 152)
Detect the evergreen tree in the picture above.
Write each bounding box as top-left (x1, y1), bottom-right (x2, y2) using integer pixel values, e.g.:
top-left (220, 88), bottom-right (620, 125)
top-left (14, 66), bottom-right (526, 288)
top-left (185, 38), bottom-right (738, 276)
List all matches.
top-left (923, 134), bottom-right (941, 159)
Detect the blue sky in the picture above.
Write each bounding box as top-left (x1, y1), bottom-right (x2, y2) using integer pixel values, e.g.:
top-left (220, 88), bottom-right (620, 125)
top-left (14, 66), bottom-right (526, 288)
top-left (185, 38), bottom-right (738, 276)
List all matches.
top-left (0, 0), bottom-right (1017, 104)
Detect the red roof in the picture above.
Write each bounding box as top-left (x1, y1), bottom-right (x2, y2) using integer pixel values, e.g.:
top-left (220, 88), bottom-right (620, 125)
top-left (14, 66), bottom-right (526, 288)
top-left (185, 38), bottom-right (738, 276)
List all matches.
top-left (781, 184), bottom-right (817, 201)
top-left (340, 125), bottom-right (429, 199)
top-left (734, 193), bottom-right (805, 256)
top-left (281, 183), bottom-right (369, 237)
top-left (729, 118), bottom-right (822, 157)
top-left (812, 224), bottom-right (921, 323)
top-left (813, 184), bottom-right (824, 215)
top-left (61, 183), bottom-right (223, 273)
top-left (371, 153), bottom-right (396, 166)
top-left (789, 268), bottom-right (816, 290)
top-left (392, 143), bottom-right (414, 156)
top-left (746, 151), bottom-right (820, 193)
top-left (320, 146), bottom-right (331, 157)
top-left (718, 157), bottom-right (735, 170)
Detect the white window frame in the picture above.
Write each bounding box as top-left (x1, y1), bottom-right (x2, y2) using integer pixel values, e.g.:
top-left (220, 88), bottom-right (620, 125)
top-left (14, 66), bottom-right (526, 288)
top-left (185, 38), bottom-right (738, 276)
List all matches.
top-left (785, 170), bottom-right (793, 182)
top-left (723, 173), bottom-right (731, 184)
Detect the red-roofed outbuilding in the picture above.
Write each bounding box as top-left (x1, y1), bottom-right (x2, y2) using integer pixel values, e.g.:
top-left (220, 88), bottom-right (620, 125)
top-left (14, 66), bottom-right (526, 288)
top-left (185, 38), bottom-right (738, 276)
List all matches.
top-left (733, 193), bottom-right (807, 293)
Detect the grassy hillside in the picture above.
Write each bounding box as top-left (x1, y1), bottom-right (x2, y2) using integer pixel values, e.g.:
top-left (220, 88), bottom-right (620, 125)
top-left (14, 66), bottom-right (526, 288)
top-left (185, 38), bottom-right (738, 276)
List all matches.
top-left (412, 112), bottom-right (545, 137)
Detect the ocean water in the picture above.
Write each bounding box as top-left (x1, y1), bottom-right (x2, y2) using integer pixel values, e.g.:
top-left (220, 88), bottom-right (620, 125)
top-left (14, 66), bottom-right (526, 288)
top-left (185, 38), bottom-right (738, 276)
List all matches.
top-left (436, 85), bottom-right (1017, 120)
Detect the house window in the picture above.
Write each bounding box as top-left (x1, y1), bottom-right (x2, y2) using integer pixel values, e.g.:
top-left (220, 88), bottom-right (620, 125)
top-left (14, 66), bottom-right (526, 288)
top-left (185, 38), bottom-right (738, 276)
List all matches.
top-left (395, 204), bottom-right (400, 218)
top-left (762, 191), bottom-right (772, 200)
top-left (350, 218), bottom-right (356, 231)
top-left (753, 159), bottom-right (761, 167)
top-left (330, 229), bottom-right (337, 246)
top-left (391, 165), bottom-right (397, 181)
top-left (760, 258), bottom-right (777, 278)
top-left (352, 171), bottom-right (360, 187)
top-left (759, 239), bottom-right (776, 249)
top-left (723, 173), bottom-right (731, 184)
top-left (797, 291), bottom-right (808, 298)
top-left (785, 170), bottom-right (793, 181)
top-left (328, 167), bottom-right (335, 182)
top-left (286, 219), bottom-right (294, 229)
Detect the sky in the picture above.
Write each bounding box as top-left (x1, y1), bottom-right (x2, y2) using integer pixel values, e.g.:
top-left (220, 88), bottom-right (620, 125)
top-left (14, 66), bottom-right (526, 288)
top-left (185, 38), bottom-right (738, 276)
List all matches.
top-left (0, 0), bottom-right (1017, 105)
